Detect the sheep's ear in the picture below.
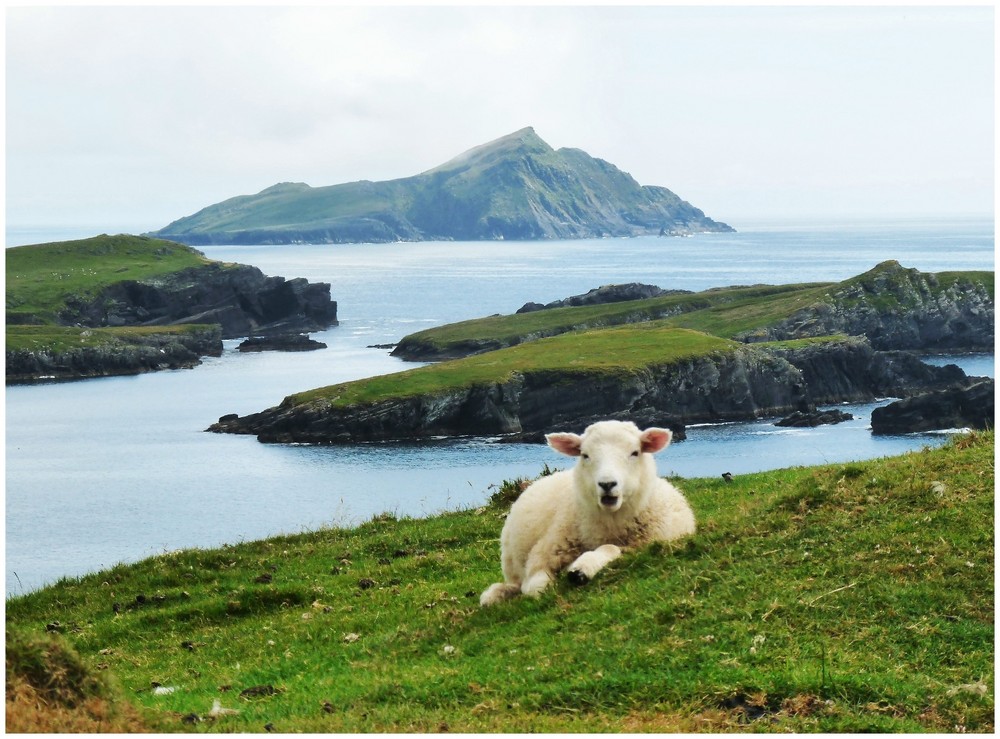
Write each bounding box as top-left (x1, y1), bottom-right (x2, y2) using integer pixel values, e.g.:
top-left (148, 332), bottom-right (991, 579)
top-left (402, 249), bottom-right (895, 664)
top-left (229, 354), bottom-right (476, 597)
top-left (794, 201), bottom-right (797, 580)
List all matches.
top-left (640, 427), bottom-right (672, 454)
top-left (546, 432), bottom-right (583, 457)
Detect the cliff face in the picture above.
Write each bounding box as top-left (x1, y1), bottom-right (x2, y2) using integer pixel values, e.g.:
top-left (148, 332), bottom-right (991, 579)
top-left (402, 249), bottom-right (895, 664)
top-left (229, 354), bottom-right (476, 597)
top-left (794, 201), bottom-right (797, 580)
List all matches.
top-left (737, 261), bottom-right (994, 350)
top-left (151, 128), bottom-right (734, 245)
top-left (58, 262), bottom-right (338, 339)
top-left (772, 336), bottom-right (971, 404)
top-left (209, 338), bottom-right (969, 444)
top-left (6, 235), bottom-right (340, 382)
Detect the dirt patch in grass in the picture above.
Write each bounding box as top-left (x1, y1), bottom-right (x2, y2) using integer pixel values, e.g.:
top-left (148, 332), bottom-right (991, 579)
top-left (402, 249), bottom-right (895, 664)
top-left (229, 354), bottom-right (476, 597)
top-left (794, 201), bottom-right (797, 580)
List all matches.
top-left (5, 631), bottom-right (153, 733)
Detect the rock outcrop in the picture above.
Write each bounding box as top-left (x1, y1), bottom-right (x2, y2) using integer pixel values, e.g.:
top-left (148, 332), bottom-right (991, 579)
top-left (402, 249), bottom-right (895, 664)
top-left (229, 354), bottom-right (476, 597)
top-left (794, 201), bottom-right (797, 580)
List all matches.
top-left (870, 380), bottom-right (995, 435)
top-left (775, 409), bottom-right (854, 427)
top-left (771, 336), bottom-right (971, 404)
top-left (58, 263), bottom-right (338, 339)
top-left (209, 338), bottom-right (971, 444)
top-left (237, 334), bottom-right (327, 352)
top-left (516, 283), bottom-right (685, 313)
top-left (736, 261), bottom-right (993, 351)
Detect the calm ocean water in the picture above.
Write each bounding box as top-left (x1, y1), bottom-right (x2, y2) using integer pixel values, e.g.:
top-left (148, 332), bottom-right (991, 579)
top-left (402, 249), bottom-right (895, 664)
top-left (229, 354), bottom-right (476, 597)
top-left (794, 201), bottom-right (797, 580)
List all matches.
top-left (5, 219), bottom-right (995, 595)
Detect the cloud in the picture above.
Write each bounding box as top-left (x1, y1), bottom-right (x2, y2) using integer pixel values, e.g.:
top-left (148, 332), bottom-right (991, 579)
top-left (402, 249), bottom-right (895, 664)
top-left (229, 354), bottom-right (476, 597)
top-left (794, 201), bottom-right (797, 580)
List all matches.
top-left (5, 5), bottom-right (994, 232)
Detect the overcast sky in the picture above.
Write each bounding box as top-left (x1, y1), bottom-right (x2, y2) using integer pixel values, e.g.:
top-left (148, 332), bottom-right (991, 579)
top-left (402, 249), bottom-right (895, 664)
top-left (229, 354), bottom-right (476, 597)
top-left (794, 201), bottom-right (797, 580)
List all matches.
top-left (5, 4), bottom-right (995, 236)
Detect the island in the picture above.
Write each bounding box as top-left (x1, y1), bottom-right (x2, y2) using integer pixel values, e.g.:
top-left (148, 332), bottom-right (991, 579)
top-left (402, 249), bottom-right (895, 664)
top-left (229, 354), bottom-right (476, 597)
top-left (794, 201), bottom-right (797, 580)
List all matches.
top-left (208, 262), bottom-right (993, 443)
top-left (6, 234), bottom-right (338, 383)
top-left (146, 127), bottom-right (734, 245)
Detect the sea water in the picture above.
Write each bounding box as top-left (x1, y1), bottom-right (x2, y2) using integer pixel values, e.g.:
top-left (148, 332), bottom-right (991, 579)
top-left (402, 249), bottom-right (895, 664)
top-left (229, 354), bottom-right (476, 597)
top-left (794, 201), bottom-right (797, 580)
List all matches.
top-left (5, 219), bottom-right (994, 595)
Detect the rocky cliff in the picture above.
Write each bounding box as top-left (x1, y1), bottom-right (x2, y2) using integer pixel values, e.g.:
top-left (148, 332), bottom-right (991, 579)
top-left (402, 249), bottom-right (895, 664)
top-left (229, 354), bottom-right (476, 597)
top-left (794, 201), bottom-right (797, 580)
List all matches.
top-left (150, 128), bottom-right (733, 245)
top-left (736, 261), bottom-right (994, 351)
top-left (58, 262), bottom-right (338, 339)
top-left (209, 337), bottom-right (970, 444)
top-left (6, 326), bottom-right (222, 384)
top-left (771, 336), bottom-right (971, 404)
top-left (6, 235), bottom-right (340, 382)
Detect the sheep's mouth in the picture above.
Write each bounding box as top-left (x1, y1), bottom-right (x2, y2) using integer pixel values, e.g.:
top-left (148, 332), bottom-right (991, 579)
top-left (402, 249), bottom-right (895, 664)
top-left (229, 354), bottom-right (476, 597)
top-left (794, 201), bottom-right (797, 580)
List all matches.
top-left (600, 495), bottom-right (620, 508)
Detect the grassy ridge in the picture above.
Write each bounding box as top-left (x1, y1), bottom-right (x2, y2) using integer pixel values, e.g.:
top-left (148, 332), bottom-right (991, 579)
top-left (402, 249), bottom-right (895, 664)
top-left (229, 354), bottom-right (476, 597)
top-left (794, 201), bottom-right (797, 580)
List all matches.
top-left (6, 234), bottom-right (211, 323)
top-left (6, 432), bottom-right (993, 732)
top-left (6, 324), bottom-right (216, 353)
top-left (398, 283), bottom-right (831, 352)
top-left (291, 326), bottom-right (736, 407)
top-left (396, 263), bottom-right (995, 358)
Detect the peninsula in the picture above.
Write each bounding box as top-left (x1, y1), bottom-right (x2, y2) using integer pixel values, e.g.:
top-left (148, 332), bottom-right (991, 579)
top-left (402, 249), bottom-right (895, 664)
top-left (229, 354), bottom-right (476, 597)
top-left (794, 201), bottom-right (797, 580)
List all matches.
top-left (6, 234), bottom-right (338, 383)
top-left (148, 127), bottom-right (733, 245)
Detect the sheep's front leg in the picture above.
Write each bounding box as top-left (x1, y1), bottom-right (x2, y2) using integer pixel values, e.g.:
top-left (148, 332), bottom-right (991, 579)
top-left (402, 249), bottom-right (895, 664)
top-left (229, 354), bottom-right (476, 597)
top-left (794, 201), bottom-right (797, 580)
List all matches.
top-left (567, 544), bottom-right (623, 585)
top-left (521, 570), bottom-right (554, 597)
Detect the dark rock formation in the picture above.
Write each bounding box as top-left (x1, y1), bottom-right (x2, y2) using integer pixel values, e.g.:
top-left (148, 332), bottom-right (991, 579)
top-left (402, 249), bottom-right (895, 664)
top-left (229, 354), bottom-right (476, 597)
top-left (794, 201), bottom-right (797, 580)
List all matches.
top-left (238, 334), bottom-right (327, 352)
top-left (870, 380), bottom-right (995, 435)
top-left (58, 263), bottom-right (338, 339)
top-left (771, 337), bottom-right (971, 405)
top-left (516, 283), bottom-right (685, 313)
top-left (737, 261), bottom-right (993, 351)
top-left (776, 409), bottom-right (854, 427)
top-left (6, 326), bottom-right (222, 384)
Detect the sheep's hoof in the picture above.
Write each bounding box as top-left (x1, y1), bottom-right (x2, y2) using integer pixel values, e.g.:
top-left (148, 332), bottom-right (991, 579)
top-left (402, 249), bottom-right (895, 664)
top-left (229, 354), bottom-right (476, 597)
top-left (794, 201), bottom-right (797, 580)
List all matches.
top-left (567, 569), bottom-right (590, 586)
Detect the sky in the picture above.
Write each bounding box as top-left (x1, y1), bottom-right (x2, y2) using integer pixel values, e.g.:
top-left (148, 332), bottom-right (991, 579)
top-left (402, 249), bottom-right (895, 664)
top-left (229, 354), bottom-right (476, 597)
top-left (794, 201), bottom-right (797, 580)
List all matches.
top-left (4, 4), bottom-right (995, 237)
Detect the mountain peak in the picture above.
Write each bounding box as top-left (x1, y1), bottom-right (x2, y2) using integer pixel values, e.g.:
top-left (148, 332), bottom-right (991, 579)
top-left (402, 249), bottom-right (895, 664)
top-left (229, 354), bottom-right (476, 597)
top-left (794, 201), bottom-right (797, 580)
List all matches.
top-left (424, 127), bottom-right (551, 175)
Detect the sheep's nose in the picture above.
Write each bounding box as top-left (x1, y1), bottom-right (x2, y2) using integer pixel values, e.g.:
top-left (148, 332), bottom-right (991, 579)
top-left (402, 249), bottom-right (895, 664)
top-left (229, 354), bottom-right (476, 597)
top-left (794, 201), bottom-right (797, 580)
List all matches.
top-left (598, 481), bottom-right (617, 494)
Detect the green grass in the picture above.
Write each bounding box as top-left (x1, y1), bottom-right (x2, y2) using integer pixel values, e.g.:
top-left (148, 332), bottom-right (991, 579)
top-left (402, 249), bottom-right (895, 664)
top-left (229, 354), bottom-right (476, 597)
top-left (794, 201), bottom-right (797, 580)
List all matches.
top-left (6, 432), bottom-right (993, 732)
top-left (291, 326), bottom-right (735, 407)
top-left (399, 283), bottom-right (830, 353)
top-left (6, 324), bottom-right (217, 353)
top-left (5, 234), bottom-right (211, 323)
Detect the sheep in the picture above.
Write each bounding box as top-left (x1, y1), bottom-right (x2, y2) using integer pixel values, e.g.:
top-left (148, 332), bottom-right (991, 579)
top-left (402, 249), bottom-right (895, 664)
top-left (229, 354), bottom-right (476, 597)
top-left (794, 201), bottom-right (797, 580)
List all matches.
top-left (480, 420), bottom-right (696, 606)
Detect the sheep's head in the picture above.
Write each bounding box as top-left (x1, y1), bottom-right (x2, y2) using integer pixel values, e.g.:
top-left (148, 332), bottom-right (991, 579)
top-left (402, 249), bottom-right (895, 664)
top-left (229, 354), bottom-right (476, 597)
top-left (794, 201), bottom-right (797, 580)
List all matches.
top-left (546, 420), bottom-right (671, 513)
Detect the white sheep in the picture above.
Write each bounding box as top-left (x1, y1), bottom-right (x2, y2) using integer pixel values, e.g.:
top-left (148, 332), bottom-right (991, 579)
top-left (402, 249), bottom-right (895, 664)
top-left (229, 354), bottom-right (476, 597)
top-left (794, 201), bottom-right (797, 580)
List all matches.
top-left (480, 420), bottom-right (696, 606)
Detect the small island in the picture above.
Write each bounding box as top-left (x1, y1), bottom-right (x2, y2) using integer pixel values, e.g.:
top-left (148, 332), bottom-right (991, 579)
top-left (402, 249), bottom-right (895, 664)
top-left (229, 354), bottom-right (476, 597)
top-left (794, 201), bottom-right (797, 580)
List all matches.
top-left (147, 127), bottom-right (734, 245)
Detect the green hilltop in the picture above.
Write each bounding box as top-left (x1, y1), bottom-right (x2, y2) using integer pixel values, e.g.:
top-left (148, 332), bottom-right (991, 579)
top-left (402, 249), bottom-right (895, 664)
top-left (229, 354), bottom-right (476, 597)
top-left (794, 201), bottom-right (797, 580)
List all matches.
top-left (149, 128), bottom-right (734, 245)
top-left (5, 234), bottom-right (212, 326)
top-left (6, 432), bottom-right (994, 732)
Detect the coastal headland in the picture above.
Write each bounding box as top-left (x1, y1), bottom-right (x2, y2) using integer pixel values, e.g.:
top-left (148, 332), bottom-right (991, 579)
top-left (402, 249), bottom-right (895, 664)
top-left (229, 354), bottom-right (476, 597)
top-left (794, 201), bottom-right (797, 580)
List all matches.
top-left (211, 262), bottom-right (993, 443)
top-left (5, 234), bottom-right (338, 383)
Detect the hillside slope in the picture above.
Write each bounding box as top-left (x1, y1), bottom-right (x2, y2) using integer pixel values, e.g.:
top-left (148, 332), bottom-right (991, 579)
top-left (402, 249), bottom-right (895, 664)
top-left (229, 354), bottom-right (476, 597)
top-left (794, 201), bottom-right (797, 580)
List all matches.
top-left (6, 432), bottom-right (993, 732)
top-left (149, 128), bottom-right (733, 244)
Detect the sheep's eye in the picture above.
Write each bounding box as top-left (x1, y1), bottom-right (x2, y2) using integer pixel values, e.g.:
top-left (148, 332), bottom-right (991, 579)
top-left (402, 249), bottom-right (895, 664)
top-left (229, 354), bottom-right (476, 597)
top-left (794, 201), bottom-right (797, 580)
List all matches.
top-left (630, 450), bottom-right (640, 458)
top-left (581, 453), bottom-right (590, 460)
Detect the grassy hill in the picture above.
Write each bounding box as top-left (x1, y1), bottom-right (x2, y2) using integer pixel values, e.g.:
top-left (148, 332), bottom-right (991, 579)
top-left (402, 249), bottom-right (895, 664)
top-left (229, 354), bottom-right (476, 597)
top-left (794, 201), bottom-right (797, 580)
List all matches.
top-left (6, 432), bottom-right (993, 732)
top-left (5, 234), bottom-right (212, 325)
top-left (149, 128), bottom-right (733, 245)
